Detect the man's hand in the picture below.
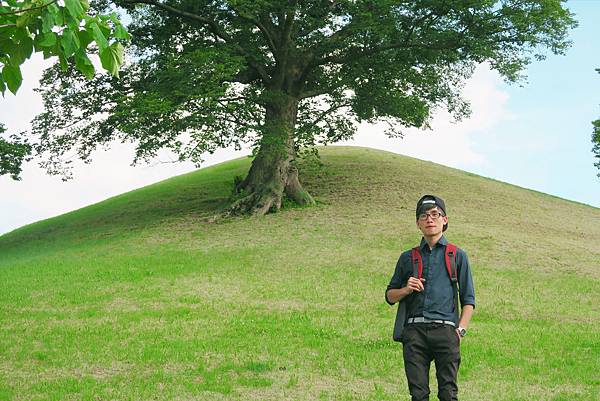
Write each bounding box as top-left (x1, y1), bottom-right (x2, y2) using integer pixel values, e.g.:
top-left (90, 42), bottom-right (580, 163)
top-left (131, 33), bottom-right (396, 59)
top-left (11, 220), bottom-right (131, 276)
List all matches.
top-left (406, 277), bottom-right (426, 293)
top-left (455, 329), bottom-right (463, 343)
top-left (386, 277), bottom-right (426, 304)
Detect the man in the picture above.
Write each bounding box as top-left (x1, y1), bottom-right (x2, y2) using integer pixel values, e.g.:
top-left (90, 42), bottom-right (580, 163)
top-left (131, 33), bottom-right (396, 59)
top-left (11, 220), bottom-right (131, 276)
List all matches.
top-left (386, 195), bottom-right (475, 401)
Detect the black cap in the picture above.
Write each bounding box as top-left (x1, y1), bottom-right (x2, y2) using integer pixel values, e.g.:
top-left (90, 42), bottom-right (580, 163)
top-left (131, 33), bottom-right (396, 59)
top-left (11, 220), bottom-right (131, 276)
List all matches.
top-left (416, 194), bottom-right (448, 231)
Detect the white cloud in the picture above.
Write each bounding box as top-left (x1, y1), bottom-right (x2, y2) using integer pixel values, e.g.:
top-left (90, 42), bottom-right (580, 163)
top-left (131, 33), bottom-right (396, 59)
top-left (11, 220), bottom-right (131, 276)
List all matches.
top-left (339, 64), bottom-right (513, 169)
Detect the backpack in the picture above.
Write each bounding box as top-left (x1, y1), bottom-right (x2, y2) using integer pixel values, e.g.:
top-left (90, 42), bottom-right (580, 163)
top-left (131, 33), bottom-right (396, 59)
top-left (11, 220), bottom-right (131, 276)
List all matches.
top-left (392, 243), bottom-right (459, 342)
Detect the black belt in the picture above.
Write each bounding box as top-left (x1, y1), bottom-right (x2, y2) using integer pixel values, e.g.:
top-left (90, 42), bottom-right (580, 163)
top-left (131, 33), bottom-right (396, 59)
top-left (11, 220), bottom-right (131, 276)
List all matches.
top-left (407, 317), bottom-right (456, 327)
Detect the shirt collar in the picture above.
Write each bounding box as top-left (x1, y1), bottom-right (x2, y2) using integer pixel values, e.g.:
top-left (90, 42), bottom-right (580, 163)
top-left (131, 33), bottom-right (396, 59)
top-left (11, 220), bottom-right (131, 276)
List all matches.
top-left (420, 235), bottom-right (448, 251)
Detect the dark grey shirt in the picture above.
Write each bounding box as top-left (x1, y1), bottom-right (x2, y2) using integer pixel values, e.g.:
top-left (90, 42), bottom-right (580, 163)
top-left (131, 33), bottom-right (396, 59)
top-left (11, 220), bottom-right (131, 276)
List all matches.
top-left (386, 235), bottom-right (475, 324)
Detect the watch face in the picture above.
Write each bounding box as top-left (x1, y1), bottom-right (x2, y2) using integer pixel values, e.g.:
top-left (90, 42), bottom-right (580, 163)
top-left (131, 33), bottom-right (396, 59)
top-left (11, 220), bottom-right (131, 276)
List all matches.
top-left (458, 328), bottom-right (466, 337)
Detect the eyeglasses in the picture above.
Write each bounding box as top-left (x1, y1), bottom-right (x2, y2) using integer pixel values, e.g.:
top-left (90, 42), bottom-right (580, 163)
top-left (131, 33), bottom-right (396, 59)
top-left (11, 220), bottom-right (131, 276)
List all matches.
top-left (418, 211), bottom-right (444, 221)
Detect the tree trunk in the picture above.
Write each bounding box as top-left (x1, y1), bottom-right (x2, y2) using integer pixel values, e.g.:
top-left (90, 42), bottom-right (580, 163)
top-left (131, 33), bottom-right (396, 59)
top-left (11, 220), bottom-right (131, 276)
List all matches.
top-left (228, 95), bottom-right (315, 216)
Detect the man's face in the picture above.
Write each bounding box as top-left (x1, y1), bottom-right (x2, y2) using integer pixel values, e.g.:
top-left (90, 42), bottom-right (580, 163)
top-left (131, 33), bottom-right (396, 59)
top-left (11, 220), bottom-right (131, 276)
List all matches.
top-left (416, 206), bottom-right (448, 237)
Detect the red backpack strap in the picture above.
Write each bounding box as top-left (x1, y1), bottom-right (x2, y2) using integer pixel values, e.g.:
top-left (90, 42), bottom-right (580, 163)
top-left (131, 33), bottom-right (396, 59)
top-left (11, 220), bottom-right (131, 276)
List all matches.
top-left (445, 243), bottom-right (460, 322)
top-left (445, 243), bottom-right (458, 283)
top-left (411, 247), bottom-right (423, 280)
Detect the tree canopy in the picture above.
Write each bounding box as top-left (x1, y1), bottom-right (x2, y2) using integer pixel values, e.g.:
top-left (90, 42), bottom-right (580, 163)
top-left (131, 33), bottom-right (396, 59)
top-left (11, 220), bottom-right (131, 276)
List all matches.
top-left (593, 68), bottom-right (600, 178)
top-left (593, 121), bottom-right (600, 178)
top-left (0, 0), bottom-right (128, 179)
top-left (26, 0), bottom-right (576, 213)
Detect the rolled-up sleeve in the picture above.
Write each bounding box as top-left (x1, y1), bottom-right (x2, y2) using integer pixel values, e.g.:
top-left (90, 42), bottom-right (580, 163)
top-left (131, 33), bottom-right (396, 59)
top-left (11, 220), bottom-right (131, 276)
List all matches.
top-left (457, 249), bottom-right (476, 308)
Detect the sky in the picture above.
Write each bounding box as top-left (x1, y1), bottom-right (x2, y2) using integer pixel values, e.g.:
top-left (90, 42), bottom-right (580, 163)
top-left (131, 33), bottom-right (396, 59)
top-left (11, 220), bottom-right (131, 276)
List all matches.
top-left (1, 1), bottom-right (599, 236)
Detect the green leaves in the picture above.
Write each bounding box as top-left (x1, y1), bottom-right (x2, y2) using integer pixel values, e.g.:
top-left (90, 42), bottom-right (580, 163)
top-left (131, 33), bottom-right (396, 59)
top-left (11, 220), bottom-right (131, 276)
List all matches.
top-left (64, 0), bottom-right (85, 20)
top-left (41, 6), bottom-right (56, 33)
top-left (2, 64), bottom-right (22, 95)
top-left (99, 42), bottom-right (124, 78)
top-left (0, 0), bottom-right (130, 96)
top-left (60, 30), bottom-right (80, 58)
top-left (0, 133), bottom-right (31, 180)
top-left (1, 0), bottom-right (130, 181)
top-left (90, 21), bottom-right (109, 52)
top-left (114, 24), bottom-right (131, 41)
top-left (36, 32), bottom-right (57, 47)
top-left (74, 49), bottom-right (94, 80)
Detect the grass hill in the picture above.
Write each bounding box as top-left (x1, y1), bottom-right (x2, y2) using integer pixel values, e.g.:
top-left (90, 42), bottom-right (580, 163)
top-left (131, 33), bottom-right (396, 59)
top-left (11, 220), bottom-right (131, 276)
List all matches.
top-left (1, 146), bottom-right (598, 401)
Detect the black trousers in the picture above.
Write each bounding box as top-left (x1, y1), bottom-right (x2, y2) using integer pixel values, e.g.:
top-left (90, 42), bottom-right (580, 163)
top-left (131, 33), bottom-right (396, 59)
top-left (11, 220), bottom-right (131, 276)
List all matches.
top-left (402, 323), bottom-right (461, 401)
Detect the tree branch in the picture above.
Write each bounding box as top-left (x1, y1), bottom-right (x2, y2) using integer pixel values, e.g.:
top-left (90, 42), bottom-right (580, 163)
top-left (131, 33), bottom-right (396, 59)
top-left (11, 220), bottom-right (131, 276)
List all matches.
top-left (229, 5), bottom-right (278, 58)
top-left (120, 0), bottom-right (272, 83)
top-left (219, 113), bottom-right (261, 131)
top-left (230, 68), bottom-right (260, 84)
top-left (281, 1), bottom-right (297, 46)
top-left (218, 96), bottom-right (251, 103)
top-left (299, 88), bottom-right (331, 100)
top-left (307, 9), bottom-right (442, 69)
top-left (305, 100), bottom-right (352, 127)
top-left (215, 98), bottom-right (262, 130)
top-left (0, 0), bottom-right (58, 16)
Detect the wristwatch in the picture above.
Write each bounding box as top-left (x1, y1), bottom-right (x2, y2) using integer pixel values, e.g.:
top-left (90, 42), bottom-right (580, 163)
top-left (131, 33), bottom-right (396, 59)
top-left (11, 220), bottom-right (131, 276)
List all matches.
top-left (457, 327), bottom-right (467, 337)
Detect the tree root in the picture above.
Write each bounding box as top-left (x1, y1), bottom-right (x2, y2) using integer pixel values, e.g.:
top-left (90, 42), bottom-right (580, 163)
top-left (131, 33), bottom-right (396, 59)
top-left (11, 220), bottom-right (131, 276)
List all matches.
top-left (226, 189), bottom-right (281, 216)
top-left (224, 171), bottom-right (315, 218)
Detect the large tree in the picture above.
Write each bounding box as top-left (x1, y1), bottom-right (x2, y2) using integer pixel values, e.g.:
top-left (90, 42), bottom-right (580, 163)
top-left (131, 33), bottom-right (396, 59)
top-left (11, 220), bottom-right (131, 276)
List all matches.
top-left (29, 0), bottom-right (576, 214)
top-left (593, 119), bottom-right (600, 177)
top-left (593, 69), bottom-right (600, 177)
top-left (0, 0), bottom-right (128, 179)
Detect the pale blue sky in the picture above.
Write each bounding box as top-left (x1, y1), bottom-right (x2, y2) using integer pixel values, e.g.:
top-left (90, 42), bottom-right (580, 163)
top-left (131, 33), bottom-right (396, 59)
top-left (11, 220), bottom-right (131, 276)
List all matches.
top-left (469, 0), bottom-right (600, 207)
top-left (349, 0), bottom-right (600, 208)
top-left (1, 1), bottom-right (599, 235)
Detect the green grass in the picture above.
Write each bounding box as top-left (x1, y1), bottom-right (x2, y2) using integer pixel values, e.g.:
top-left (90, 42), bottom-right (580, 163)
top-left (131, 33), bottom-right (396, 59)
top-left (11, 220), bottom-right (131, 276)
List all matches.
top-left (1, 146), bottom-right (599, 400)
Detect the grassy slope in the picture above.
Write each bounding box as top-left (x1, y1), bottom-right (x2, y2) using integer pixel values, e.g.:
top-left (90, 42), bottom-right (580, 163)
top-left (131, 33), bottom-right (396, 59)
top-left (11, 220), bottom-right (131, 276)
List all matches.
top-left (1, 146), bottom-right (599, 401)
